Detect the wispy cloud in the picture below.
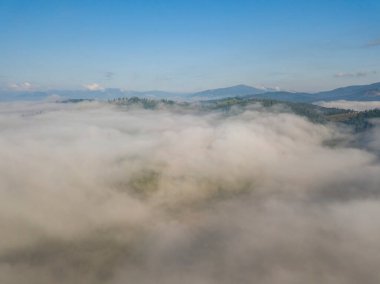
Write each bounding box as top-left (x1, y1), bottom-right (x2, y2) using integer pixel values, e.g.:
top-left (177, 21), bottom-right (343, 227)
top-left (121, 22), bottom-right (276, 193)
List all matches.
top-left (8, 82), bottom-right (36, 91)
top-left (365, 38), bottom-right (380, 47)
top-left (83, 83), bottom-right (104, 91)
top-left (105, 72), bottom-right (115, 80)
top-left (334, 71), bottom-right (377, 78)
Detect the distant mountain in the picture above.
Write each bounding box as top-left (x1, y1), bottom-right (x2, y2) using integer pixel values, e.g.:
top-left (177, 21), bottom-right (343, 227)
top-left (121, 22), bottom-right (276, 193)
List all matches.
top-left (124, 90), bottom-right (186, 100)
top-left (188, 84), bottom-right (277, 99)
top-left (1, 82), bottom-right (380, 103)
top-left (313, 82), bottom-right (380, 101)
top-left (243, 82), bottom-right (380, 103)
top-left (245, 91), bottom-right (314, 103)
top-left (187, 82), bottom-right (380, 102)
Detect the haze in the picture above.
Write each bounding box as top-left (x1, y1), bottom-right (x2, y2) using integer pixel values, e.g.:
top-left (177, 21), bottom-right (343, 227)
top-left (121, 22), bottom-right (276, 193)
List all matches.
top-left (1, 1), bottom-right (380, 283)
top-left (0, 101), bottom-right (380, 283)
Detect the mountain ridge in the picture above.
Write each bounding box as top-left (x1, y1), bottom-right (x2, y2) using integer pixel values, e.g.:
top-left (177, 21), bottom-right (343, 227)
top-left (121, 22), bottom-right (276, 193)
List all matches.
top-left (1, 82), bottom-right (380, 103)
top-left (189, 84), bottom-right (277, 98)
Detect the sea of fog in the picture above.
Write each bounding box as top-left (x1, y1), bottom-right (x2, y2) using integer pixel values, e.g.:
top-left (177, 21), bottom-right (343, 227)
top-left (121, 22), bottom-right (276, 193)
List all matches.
top-left (0, 101), bottom-right (380, 284)
top-left (315, 100), bottom-right (380, 111)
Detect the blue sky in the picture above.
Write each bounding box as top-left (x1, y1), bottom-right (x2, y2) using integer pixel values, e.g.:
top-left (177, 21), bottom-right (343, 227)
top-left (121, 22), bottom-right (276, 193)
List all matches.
top-left (0, 0), bottom-right (379, 92)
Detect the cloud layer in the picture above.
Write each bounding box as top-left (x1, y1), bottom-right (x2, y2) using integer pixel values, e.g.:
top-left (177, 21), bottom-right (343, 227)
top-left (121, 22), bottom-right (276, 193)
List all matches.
top-left (0, 102), bottom-right (380, 283)
top-left (316, 100), bottom-right (380, 111)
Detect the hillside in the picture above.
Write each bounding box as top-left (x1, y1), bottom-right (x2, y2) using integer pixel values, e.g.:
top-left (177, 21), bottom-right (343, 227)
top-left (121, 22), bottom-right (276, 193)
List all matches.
top-left (108, 96), bottom-right (380, 132)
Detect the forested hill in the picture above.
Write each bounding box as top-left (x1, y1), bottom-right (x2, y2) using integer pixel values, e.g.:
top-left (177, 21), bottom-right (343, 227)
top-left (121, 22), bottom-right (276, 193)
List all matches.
top-left (108, 96), bottom-right (380, 132)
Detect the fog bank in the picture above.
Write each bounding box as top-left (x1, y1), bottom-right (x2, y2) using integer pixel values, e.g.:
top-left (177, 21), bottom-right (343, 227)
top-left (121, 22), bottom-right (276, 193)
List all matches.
top-left (0, 101), bottom-right (380, 284)
top-left (316, 100), bottom-right (380, 111)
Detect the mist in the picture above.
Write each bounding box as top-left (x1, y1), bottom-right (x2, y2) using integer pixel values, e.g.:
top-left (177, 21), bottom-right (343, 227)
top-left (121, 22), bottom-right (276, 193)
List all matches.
top-left (1, 101), bottom-right (380, 284)
top-left (316, 100), bottom-right (380, 111)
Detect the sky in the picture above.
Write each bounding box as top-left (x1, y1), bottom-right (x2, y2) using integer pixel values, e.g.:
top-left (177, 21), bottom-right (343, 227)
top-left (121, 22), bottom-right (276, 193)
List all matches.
top-left (0, 0), bottom-right (380, 92)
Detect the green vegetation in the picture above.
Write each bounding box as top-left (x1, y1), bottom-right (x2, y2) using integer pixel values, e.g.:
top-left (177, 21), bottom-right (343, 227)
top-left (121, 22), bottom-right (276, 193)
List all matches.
top-left (109, 96), bottom-right (380, 132)
top-left (109, 97), bottom-right (178, 109)
top-left (342, 109), bottom-right (380, 131)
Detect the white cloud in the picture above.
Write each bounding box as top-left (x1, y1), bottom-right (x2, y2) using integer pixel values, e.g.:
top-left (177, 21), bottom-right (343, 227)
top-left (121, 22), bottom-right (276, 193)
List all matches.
top-left (315, 100), bottom-right (380, 111)
top-left (255, 85), bottom-right (282, 91)
top-left (9, 82), bottom-right (35, 91)
top-left (334, 71), bottom-right (377, 78)
top-left (83, 83), bottom-right (104, 91)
